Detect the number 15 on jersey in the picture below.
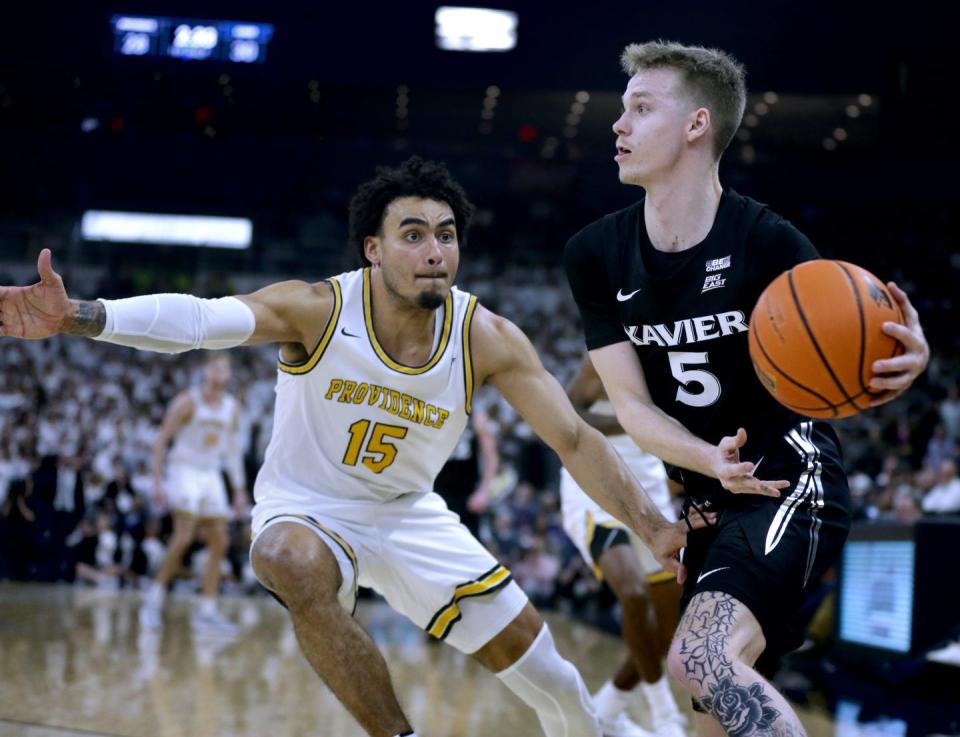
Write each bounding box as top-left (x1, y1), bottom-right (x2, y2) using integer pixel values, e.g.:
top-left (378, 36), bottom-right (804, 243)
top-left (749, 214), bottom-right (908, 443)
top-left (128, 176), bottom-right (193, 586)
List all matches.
top-left (342, 420), bottom-right (408, 474)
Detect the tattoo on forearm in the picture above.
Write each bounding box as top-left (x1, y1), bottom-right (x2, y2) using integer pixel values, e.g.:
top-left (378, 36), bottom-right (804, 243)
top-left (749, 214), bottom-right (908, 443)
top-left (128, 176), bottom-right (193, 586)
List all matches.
top-left (64, 300), bottom-right (106, 337)
top-left (677, 592), bottom-right (789, 737)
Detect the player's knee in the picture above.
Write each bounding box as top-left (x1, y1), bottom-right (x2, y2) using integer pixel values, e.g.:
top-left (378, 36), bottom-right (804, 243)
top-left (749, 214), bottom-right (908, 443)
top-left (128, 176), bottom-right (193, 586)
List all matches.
top-left (666, 631), bottom-right (707, 690)
top-left (609, 576), bottom-right (650, 609)
top-left (666, 627), bottom-right (736, 694)
top-left (251, 525), bottom-right (341, 607)
top-left (167, 530), bottom-right (195, 554)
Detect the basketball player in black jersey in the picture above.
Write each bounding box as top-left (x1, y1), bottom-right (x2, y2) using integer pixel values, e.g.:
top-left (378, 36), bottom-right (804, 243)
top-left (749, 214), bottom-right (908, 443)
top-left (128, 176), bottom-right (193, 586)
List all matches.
top-left (564, 41), bottom-right (929, 737)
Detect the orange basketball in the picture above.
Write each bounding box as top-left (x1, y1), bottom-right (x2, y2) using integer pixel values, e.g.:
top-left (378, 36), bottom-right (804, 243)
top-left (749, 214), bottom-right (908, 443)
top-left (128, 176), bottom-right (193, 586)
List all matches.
top-left (748, 260), bottom-right (905, 419)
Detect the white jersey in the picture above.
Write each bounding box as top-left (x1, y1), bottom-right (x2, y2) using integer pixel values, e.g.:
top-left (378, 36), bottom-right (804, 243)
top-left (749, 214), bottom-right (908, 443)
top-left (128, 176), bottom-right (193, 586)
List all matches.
top-left (168, 387), bottom-right (237, 470)
top-left (560, 397), bottom-right (675, 576)
top-left (254, 267), bottom-right (479, 505)
top-left (586, 399), bottom-right (672, 515)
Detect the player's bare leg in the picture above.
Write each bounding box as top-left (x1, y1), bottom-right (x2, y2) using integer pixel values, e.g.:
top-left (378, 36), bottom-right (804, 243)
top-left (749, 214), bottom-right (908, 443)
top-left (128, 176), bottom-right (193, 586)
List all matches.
top-left (251, 522), bottom-right (413, 737)
top-left (140, 511), bottom-right (197, 629)
top-left (472, 602), bottom-right (600, 737)
top-left (668, 592), bottom-right (806, 737)
top-left (594, 544), bottom-right (685, 736)
top-left (197, 518), bottom-right (228, 597)
top-left (600, 546), bottom-right (662, 683)
top-left (156, 511), bottom-right (198, 586)
top-left (192, 518), bottom-right (238, 633)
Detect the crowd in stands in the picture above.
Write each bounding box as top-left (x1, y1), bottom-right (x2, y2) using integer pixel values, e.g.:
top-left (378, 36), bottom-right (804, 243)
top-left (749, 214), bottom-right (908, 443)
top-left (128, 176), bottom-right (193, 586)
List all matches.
top-left (1, 263), bottom-right (957, 629)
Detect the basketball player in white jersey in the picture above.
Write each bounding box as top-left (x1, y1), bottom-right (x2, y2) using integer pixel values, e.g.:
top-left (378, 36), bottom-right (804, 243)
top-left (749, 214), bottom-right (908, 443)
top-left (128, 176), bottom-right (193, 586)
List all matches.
top-left (140, 353), bottom-right (246, 632)
top-left (0, 157), bottom-right (709, 737)
top-left (560, 355), bottom-right (686, 737)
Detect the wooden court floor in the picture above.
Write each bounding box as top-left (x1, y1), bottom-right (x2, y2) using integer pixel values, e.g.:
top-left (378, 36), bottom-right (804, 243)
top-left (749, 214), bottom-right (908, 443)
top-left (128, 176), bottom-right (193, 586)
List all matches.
top-left (0, 582), bottom-right (841, 737)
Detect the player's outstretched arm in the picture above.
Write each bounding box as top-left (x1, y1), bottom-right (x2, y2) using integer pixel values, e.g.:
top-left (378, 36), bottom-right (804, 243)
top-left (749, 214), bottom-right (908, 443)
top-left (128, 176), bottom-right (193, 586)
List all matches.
top-left (472, 306), bottom-right (701, 581)
top-left (590, 341), bottom-right (787, 497)
top-left (0, 249), bottom-right (330, 354)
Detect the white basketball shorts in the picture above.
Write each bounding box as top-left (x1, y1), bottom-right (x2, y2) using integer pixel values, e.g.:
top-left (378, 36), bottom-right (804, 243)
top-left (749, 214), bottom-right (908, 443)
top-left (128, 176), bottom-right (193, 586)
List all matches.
top-left (250, 489), bottom-right (528, 654)
top-left (560, 446), bottom-right (676, 579)
top-left (166, 464), bottom-right (231, 519)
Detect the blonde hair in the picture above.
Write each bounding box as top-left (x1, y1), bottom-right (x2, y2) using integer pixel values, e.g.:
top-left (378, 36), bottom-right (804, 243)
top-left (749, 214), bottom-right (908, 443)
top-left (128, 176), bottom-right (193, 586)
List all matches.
top-left (621, 40), bottom-right (746, 160)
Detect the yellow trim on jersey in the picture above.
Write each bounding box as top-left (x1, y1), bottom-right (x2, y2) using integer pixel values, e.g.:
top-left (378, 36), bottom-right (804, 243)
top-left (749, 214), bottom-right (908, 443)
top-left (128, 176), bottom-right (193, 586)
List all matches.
top-left (462, 295), bottom-right (478, 414)
top-left (584, 511), bottom-right (628, 580)
top-left (279, 278), bottom-right (343, 375)
top-left (362, 268), bottom-right (453, 374)
top-left (585, 511), bottom-right (601, 579)
top-left (646, 570), bottom-right (677, 586)
top-left (426, 565), bottom-right (512, 641)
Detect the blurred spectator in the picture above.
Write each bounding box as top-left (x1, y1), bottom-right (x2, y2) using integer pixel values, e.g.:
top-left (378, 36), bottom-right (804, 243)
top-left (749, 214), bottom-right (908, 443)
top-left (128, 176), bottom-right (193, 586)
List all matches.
top-left (511, 537), bottom-right (559, 607)
top-left (921, 460), bottom-right (960, 514)
top-left (940, 383), bottom-right (960, 440)
top-left (923, 424), bottom-right (957, 470)
top-left (0, 480), bottom-right (36, 579)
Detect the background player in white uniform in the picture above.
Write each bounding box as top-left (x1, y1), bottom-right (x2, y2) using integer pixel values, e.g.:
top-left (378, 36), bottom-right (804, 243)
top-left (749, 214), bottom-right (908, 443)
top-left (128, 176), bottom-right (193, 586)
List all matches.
top-left (561, 355), bottom-right (686, 737)
top-left (140, 353), bottom-right (246, 632)
top-left (0, 157), bottom-right (707, 737)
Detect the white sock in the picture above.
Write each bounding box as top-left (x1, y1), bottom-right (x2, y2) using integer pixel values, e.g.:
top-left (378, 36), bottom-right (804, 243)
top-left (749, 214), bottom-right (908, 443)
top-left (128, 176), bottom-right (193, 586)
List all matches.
top-left (393, 733), bottom-right (417, 737)
top-left (198, 596), bottom-right (217, 617)
top-left (593, 679), bottom-right (634, 720)
top-left (640, 674), bottom-right (681, 723)
top-left (146, 581), bottom-right (165, 608)
top-left (496, 625), bottom-right (600, 737)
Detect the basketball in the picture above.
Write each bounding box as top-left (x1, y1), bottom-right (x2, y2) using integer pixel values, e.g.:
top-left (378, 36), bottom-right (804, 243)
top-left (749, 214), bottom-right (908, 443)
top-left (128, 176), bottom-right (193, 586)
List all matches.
top-left (748, 260), bottom-right (905, 419)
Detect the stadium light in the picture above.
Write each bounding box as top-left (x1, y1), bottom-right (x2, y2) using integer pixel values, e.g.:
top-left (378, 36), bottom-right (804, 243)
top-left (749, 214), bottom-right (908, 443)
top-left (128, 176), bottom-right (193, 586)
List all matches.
top-left (435, 7), bottom-right (517, 52)
top-left (81, 211), bottom-right (252, 249)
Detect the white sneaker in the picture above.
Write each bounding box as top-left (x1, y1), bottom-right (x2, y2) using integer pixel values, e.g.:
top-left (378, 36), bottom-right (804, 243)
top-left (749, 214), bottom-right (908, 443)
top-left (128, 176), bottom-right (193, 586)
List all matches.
top-left (640, 677), bottom-right (689, 728)
top-left (139, 602), bottom-right (163, 630)
top-left (191, 608), bottom-right (241, 636)
top-left (600, 712), bottom-right (657, 737)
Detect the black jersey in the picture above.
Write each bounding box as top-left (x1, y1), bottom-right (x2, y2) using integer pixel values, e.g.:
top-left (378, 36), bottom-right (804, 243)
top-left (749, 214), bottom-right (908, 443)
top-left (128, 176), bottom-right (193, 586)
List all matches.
top-left (565, 189), bottom-right (823, 501)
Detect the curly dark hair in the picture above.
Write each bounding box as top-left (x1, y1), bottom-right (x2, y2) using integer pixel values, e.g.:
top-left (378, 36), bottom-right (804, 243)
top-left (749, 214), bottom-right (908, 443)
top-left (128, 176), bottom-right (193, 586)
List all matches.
top-left (348, 156), bottom-right (475, 265)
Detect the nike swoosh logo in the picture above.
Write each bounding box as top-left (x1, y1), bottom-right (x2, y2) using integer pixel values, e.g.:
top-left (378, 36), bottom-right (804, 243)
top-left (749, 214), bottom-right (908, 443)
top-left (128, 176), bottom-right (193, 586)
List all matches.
top-left (616, 287), bottom-right (642, 302)
top-left (696, 566), bottom-right (730, 584)
top-left (750, 456), bottom-right (765, 477)
top-left (340, 327), bottom-right (361, 338)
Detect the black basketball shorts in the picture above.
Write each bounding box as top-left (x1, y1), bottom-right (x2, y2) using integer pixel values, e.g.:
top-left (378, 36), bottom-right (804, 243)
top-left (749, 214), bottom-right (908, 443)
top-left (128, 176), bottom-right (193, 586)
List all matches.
top-left (679, 421), bottom-right (852, 671)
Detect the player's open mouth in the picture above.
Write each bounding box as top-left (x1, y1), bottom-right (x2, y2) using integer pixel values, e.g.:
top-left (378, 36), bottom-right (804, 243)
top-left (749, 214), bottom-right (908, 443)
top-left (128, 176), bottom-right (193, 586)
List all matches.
top-left (615, 146), bottom-right (631, 161)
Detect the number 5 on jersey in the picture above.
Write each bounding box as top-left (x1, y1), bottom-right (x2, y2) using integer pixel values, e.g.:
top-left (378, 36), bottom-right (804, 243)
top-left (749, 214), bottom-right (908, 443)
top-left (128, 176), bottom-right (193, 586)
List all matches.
top-left (343, 420), bottom-right (408, 474)
top-left (668, 351), bottom-right (722, 407)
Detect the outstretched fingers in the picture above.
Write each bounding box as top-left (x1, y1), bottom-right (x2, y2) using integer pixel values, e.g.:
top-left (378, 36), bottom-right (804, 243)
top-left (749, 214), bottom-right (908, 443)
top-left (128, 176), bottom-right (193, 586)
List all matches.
top-left (38, 248), bottom-right (62, 286)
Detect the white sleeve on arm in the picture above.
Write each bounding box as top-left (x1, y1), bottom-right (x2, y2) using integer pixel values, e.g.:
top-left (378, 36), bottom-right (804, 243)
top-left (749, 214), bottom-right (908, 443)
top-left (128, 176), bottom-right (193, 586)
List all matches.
top-left (92, 294), bottom-right (255, 353)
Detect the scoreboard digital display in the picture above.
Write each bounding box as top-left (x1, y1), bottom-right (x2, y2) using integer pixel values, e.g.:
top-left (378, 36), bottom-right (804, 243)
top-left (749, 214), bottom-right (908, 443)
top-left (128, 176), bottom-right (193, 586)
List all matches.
top-left (111, 15), bottom-right (274, 64)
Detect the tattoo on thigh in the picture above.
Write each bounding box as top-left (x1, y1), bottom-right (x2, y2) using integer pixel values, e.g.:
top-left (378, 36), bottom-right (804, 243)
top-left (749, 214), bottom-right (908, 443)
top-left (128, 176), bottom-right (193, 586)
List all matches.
top-left (677, 592), bottom-right (782, 737)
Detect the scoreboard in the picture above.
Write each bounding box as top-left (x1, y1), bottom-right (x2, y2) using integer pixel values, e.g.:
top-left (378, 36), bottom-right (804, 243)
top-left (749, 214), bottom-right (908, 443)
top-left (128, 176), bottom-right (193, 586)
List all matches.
top-left (111, 15), bottom-right (274, 64)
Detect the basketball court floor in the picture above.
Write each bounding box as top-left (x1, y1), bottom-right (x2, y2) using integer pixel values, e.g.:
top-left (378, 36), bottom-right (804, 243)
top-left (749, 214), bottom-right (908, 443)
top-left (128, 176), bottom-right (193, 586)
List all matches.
top-left (0, 582), bottom-right (884, 737)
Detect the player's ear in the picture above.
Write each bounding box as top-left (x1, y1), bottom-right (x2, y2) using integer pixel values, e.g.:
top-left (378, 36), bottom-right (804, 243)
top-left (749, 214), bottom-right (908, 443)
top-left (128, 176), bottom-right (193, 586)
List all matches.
top-left (364, 236), bottom-right (381, 267)
top-left (687, 107), bottom-right (711, 144)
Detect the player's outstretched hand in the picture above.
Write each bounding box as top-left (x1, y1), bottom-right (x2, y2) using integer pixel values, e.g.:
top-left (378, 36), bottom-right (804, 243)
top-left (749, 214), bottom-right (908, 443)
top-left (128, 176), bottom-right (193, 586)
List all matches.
top-left (649, 514), bottom-right (715, 583)
top-left (869, 282), bottom-right (929, 406)
top-left (0, 249), bottom-right (72, 339)
top-left (466, 487), bottom-right (489, 514)
top-left (648, 512), bottom-right (715, 585)
top-left (713, 428), bottom-right (788, 498)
